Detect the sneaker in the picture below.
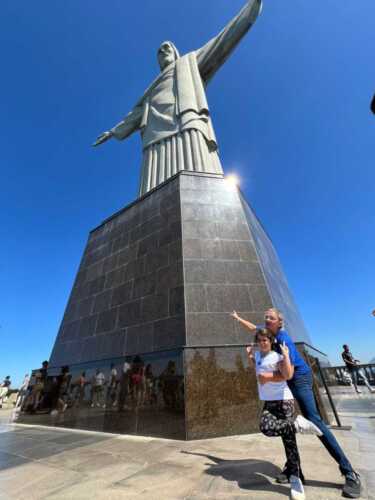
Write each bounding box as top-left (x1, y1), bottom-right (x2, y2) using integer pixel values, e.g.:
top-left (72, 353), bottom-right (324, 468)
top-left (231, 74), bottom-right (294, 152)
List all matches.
top-left (276, 467), bottom-right (306, 485)
top-left (343, 471), bottom-right (361, 498)
top-left (290, 475), bottom-right (305, 500)
top-left (356, 389), bottom-right (362, 394)
top-left (294, 415), bottom-right (323, 436)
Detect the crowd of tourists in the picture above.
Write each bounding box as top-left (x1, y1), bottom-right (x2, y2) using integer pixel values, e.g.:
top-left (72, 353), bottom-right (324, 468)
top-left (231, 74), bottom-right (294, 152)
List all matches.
top-left (15, 357), bottom-right (182, 416)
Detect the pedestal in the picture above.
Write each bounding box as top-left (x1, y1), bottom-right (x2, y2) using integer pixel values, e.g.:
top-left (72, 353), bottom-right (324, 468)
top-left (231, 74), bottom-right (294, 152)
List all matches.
top-left (17, 172), bottom-right (321, 440)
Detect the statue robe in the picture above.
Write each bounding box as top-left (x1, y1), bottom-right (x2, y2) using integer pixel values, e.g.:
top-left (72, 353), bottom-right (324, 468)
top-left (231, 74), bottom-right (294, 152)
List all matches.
top-left (111, 0), bottom-right (262, 196)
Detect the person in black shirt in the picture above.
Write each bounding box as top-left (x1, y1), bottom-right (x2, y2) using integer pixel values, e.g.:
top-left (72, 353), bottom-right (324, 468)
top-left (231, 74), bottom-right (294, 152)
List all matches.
top-left (342, 345), bottom-right (375, 394)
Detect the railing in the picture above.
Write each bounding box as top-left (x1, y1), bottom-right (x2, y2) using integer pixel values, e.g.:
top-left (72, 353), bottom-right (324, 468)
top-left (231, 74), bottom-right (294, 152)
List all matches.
top-left (320, 364), bottom-right (375, 387)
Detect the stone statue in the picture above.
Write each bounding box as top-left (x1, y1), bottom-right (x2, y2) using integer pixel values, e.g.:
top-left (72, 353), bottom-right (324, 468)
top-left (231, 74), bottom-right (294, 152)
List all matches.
top-left (93, 0), bottom-right (262, 196)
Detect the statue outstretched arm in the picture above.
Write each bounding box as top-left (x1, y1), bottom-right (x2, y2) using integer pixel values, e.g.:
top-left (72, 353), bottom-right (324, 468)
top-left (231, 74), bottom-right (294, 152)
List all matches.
top-left (93, 104), bottom-right (143, 147)
top-left (196, 0), bottom-right (262, 84)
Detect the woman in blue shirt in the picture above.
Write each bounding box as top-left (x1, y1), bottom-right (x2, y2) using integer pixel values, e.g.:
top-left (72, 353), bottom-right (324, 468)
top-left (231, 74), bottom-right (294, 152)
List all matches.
top-left (231, 308), bottom-right (361, 499)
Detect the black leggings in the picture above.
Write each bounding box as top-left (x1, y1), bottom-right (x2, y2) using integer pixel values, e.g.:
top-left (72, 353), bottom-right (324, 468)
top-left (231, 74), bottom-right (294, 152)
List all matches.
top-left (260, 400), bottom-right (301, 477)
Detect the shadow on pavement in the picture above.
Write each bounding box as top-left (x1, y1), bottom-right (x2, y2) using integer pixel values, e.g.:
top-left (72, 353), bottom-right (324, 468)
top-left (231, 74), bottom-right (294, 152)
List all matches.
top-left (182, 451), bottom-right (342, 497)
top-left (182, 451), bottom-right (289, 497)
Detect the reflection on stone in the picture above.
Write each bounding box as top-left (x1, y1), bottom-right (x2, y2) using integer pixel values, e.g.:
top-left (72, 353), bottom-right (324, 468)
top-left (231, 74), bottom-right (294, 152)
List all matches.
top-left (296, 343), bottom-right (332, 424)
top-left (15, 351), bottom-right (185, 440)
top-left (185, 347), bottom-right (262, 440)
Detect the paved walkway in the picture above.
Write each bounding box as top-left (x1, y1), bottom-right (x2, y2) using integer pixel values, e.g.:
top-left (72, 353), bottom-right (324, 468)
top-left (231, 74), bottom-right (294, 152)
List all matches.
top-left (0, 392), bottom-right (374, 500)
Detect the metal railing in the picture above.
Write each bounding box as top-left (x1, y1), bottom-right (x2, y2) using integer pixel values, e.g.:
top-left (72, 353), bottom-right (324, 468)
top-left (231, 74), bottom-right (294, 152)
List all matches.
top-left (320, 364), bottom-right (375, 387)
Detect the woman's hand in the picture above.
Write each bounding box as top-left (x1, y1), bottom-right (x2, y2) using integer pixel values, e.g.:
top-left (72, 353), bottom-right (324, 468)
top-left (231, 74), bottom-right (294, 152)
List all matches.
top-left (246, 345), bottom-right (253, 359)
top-left (231, 310), bottom-right (240, 321)
top-left (279, 341), bottom-right (289, 358)
top-left (258, 373), bottom-right (273, 385)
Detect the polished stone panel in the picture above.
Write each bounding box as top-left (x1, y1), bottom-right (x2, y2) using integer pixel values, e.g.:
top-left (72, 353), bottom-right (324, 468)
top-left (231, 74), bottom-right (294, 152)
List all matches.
top-left (184, 346), bottom-right (262, 440)
top-left (50, 178), bottom-right (183, 368)
top-left (240, 194), bottom-right (312, 344)
top-left (16, 350), bottom-right (185, 440)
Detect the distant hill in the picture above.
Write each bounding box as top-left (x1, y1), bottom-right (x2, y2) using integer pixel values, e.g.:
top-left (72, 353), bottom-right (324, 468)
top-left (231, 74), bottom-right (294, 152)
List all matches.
top-left (370, 358), bottom-right (375, 364)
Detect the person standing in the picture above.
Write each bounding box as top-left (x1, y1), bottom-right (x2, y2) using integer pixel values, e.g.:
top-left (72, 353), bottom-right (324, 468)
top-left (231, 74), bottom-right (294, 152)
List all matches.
top-left (91, 369), bottom-right (106, 408)
top-left (108, 364), bottom-right (118, 407)
top-left (231, 309), bottom-right (362, 499)
top-left (76, 371), bottom-right (86, 407)
top-left (15, 374), bottom-right (30, 409)
top-left (0, 376), bottom-right (11, 408)
top-left (341, 345), bottom-right (375, 394)
top-left (248, 328), bottom-right (322, 500)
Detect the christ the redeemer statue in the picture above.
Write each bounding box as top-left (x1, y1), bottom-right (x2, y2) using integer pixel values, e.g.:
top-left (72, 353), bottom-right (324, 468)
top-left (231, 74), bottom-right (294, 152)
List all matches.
top-left (93, 0), bottom-right (262, 196)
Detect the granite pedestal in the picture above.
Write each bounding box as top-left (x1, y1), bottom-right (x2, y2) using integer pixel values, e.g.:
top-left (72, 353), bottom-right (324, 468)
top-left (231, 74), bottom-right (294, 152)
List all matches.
top-left (17, 172), bottom-right (321, 440)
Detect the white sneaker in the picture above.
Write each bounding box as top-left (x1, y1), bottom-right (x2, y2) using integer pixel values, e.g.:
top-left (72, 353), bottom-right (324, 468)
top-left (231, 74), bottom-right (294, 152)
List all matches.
top-left (290, 475), bottom-right (305, 500)
top-left (294, 415), bottom-right (323, 436)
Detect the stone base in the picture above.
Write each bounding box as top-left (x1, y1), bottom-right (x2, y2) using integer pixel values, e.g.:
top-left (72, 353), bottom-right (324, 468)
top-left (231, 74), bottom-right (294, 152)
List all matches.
top-left (16, 172), bottom-right (318, 440)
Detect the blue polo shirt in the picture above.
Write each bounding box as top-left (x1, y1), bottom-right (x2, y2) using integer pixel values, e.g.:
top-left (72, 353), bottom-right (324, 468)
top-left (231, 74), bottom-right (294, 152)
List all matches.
top-left (275, 329), bottom-right (311, 380)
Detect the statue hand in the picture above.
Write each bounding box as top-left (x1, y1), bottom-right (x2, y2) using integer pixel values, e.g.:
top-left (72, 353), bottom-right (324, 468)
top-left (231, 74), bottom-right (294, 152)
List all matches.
top-left (92, 131), bottom-right (113, 147)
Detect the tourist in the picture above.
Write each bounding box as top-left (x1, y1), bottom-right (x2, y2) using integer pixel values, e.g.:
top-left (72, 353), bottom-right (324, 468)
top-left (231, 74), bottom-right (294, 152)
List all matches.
top-left (108, 363), bottom-right (118, 407)
top-left (145, 364), bottom-right (157, 405)
top-left (29, 371), bottom-right (44, 412)
top-left (56, 366), bottom-right (71, 413)
top-left (341, 345), bottom-right (374, 394)
top-left (130, 357), bottom-right (146, 407)
top-left (231, 308), bottom-right (362, 499)
top-left (248, 328), bottom-right (322, 500)
top-left (91, 368), bottom-right (106, 408)
top-left (15, 374), bottom-right (30, 409)
top-left (118, 362), bottom-right (131, 411)
top-left (0, 376), bottom-right (11, 408)
top-left (76, 371), bottom-right (86, 407)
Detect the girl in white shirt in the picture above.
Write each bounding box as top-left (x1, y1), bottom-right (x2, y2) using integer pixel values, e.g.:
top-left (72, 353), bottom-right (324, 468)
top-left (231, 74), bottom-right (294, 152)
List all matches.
top-left (247, 329), bottom-right (322, 500)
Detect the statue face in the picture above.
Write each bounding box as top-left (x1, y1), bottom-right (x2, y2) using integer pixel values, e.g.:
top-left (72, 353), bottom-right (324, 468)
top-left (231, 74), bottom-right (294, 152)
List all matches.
top-left (157, 42), bottom-right (176, 70)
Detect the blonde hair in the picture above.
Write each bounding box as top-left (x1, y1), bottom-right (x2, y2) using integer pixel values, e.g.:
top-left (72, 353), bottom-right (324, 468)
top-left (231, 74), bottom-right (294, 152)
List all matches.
top-left (266, 308), bottom-right (284, 328)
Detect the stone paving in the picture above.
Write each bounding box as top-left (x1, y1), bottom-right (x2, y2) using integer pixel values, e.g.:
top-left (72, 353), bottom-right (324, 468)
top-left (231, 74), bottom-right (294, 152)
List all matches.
top-left (0, 391), bottom-right (374, 500)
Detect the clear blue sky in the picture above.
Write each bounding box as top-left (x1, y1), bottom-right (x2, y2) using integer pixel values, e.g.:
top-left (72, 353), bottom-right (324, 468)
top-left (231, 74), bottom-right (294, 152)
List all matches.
top-left (1, 0), bottom-right (374, 387)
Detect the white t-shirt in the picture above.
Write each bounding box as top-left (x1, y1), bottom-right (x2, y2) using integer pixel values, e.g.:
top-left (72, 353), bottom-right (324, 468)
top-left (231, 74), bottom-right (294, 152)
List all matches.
top-left (255, 351), bottom-right (294, 401)
top-left (95, 372), bottom-right (105, 387)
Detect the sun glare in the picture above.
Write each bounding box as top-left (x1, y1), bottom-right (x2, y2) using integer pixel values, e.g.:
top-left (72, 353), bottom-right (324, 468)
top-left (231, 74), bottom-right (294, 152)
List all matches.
top-left (225, 174), bottom-right (240, 188)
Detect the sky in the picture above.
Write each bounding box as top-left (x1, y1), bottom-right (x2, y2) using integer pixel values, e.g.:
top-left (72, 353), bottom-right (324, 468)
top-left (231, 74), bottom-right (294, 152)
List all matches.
top-left (1, 0), bottom-right (374, 387)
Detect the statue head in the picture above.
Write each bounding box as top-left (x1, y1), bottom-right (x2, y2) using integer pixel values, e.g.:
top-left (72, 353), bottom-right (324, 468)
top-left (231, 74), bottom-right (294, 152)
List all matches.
top-left (157, 41), bottom-right (180, 70)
